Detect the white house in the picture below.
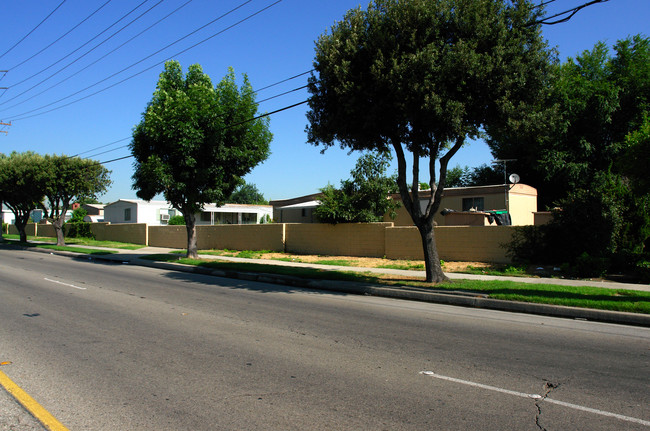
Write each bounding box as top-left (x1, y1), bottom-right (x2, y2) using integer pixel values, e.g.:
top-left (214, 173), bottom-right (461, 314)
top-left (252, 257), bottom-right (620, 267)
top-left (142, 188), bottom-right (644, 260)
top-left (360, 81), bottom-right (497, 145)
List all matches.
top-left (197, 203), bottom-right (272, 225)
top-left (103, 199), bottom-right (272, 225)
top-left (104, 200), bottom-right (179, 225)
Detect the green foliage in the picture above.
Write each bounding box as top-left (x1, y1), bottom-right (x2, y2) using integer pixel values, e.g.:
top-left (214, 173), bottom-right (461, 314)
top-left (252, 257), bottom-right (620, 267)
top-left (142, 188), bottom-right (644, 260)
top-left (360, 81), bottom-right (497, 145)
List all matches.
top-left (306, 0), bottom-right (553, 281)
top-left (0, 152), bottom-right (49, 242)
top-left (314, 151), bottom-right (399, 224)
top-left (228, 182), bottom-right (267, 204)
top-left (444, 165), bottom-right (471, 188)
top-left (131, 61), bottom-right (272, 257)
top-left (167, 215), bottom-right (186, 225)
top-left (2, 222), bottom-right (7, 234)
top-left (66, 208), bottom-right (94, 239)
top-left (500, 35), bottom-right (650, 267)
top-left (41, 154), bottom-right (111, 245)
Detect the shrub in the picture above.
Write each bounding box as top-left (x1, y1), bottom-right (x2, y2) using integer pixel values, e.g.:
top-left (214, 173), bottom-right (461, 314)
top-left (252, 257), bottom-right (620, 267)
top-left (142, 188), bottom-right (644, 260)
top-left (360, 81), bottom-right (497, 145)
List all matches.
top-left (66, 207), bottom-right (94, 239)
top-left (168, 215), bottom-right (186, 225)
top-left (2, 222), bottom-right (7, 234)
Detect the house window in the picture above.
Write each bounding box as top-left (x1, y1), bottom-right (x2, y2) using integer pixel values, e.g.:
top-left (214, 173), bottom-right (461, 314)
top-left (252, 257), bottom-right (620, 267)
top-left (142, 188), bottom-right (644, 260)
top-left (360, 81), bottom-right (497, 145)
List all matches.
top-left (124, 208), bottom-right (131, 221)
top-left (462, 197), bottom-right (484, 211)
top-left (301, 208), bottom-right (307, 217)
top-left (201, 212), bottom-right (211, 222)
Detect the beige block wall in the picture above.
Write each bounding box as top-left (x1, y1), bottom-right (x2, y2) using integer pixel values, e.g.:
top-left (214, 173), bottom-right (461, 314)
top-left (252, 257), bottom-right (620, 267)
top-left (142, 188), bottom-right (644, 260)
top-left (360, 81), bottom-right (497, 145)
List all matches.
top-left (8, 224), bottom-right (37, 236)
top-left (93, 223), bottom-right (148, 245)
top-left (148, 225), bottom-right (187, 248)
top-left (385, 225), bottom-right (515, 263)
top-left (285, 223), bottom-right (392, 258)
top-left (196, 224), bottom-right (285, 251)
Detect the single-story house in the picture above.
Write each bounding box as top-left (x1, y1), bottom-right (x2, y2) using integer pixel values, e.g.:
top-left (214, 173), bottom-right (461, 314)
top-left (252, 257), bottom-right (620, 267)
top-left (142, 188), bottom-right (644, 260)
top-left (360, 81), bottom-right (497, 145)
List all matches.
top-left (104, 199), bottom-right (272, 225)
top-left (81, 203), bottom-right (105, 223)
top-left (270, 184), bottom-right (539, 226)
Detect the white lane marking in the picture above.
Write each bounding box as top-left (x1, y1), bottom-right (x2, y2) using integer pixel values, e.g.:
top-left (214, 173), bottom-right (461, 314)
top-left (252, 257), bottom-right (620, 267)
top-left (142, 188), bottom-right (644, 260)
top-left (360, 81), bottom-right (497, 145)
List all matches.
top-left (420, 371), bottom-right (650, 427)
top-left (44, 278), bottom-right (86, 290)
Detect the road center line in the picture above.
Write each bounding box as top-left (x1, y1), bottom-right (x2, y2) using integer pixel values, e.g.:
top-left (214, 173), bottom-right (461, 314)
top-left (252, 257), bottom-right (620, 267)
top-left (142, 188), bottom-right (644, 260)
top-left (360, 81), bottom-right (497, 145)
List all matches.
top-left (0, 369), bottom-right (70, 431)
top-left (420, 371), bottom-right (650, 427)
top-left (44, 278), bottom-right (86, 290)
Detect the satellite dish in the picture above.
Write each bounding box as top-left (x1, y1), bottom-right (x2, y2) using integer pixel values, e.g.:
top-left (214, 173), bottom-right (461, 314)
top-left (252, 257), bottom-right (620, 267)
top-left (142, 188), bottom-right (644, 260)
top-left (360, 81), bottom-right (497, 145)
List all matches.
top-left (509, 173), bottom-right (520, 184)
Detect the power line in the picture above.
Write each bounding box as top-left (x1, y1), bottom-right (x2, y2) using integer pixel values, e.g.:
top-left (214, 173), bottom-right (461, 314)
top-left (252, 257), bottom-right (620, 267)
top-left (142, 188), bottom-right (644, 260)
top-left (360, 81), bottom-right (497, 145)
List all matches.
top-left (5, 0), bottom-right (283, 122)
top-left (0, 1), bottom-right (67, 61)
top-left (0, 0), bottom-right (150, 96)
top-left (100, 99), bottom-right (309, 165)
top-left (0, 0), bottom-right (194, 112)
top-left (0, 0), bottom-right (164, 108)
top-left (72, 72), bottom-right (312, 159)
top-left (5, 0), bottom-right (113, 73)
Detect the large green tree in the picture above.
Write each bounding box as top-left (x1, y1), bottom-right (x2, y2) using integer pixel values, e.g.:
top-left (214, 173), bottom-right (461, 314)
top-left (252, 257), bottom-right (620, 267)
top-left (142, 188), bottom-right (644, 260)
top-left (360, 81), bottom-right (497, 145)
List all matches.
top-left (306, 0), bottom-right (553, 282)
top-left (131, 61), bottom-right (272, 258)
top-left (493, 35), bottom-right (650, 266)
top-left (315, 151), bottom-right (398, 224)
top-left (0, 152), bottom-right (48, 242)
top-left (41, 155), bottom-right (112, 246)
top-left (228, 182), bottom-right (267, 205)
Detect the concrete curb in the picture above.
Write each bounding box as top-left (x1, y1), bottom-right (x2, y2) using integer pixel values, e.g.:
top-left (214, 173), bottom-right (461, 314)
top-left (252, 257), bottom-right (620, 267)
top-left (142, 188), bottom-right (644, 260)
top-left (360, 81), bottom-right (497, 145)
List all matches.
top-left (12, 244), bottom-right (650, 328)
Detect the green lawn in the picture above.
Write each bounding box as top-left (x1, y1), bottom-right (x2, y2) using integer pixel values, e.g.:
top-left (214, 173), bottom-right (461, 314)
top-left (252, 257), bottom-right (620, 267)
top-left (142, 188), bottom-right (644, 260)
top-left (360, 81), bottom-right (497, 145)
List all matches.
top-left (2, 234), bottom-right (144, 250)
top-left (143, 254), bottom-right (650, 314)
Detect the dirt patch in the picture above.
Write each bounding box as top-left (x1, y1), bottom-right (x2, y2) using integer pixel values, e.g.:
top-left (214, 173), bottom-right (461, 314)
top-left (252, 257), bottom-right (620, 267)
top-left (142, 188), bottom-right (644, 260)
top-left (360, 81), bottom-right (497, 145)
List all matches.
top-left (256, 252), bottom-right (489, 273)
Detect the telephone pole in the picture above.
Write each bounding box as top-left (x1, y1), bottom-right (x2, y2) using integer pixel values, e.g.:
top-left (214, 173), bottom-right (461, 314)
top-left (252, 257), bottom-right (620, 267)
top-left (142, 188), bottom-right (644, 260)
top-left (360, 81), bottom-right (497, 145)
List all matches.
top-left (0, 121), bottom-right (10, 135)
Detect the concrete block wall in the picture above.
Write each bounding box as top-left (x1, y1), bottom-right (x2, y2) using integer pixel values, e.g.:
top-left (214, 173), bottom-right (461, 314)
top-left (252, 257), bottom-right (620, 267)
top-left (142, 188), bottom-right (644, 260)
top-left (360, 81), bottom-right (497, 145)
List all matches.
top-left (386, 225), bottom-right (515, 263)
top-left (148, 225), bottom-right (186, 248)
top-left (7, 221), bottom-right (517, 263)
top-left (285, 223), bottom-right (392, 258)
top-left (93, 223), bottom-right (148, 245)
top-left (8, 224), bottom-right (37, 236)
top-left (197, 224), bottom-right (285, 251)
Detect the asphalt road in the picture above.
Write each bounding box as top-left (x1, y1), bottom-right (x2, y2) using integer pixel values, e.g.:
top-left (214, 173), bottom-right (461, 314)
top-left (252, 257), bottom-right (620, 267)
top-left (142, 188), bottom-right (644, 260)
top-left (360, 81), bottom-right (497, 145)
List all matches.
top-left (1, 248), bottom-right (648, 430)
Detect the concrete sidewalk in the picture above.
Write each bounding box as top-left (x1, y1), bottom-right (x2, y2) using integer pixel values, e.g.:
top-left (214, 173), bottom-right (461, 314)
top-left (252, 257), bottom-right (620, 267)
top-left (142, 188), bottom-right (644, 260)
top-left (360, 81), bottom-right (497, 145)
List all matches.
top-left (83, 244), bottom-right (650, 292)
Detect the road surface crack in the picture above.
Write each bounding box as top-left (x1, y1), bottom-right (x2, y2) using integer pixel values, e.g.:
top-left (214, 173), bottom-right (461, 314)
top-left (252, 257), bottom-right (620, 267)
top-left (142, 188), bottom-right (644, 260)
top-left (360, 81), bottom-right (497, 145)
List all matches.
top-left (535, 381), bottom-right (560, 431)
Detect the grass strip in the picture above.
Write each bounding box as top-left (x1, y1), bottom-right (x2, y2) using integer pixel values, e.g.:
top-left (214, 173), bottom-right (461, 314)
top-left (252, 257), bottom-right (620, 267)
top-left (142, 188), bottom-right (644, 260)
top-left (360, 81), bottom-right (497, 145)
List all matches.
top-left (3, 241), bottom-right (116, 255)
top-left (2, 234), bottom-right (143, 250)
top-left (142, 254), bottom-right (650, 314)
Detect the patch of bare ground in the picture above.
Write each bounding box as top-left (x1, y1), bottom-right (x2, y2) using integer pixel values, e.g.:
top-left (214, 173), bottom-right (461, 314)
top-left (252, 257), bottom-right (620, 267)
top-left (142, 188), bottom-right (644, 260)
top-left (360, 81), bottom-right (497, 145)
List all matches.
top-left (256, 252), bottom-right (490, 273)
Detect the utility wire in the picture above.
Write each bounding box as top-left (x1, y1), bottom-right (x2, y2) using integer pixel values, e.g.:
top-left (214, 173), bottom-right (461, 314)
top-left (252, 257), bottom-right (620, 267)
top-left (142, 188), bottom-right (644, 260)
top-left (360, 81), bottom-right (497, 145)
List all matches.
top-left (99, 99), bottom-right (309, 165)
top-left (6, 0), bottom-right (282, 122)
top-left (0, 0), bottom-right (194, 112)
top-left (0, 1), bottom-right (67, 61)
top-left (5, 0), bottom-right (113, 73)
top-left (0, 0), bottom-right (149, 95)
top-left (0, 0), bottom-right (165, 108)
top-left (72, 73), bottom-right (312, 159)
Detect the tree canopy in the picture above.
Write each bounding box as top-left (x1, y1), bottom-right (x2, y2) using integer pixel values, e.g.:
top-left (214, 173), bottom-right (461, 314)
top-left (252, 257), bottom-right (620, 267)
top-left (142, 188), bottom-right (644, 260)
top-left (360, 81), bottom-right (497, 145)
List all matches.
top-left (314, 151), bottom-right (398, 224)
top-left (131, 60), bottom-right (272, 258)
top-left (42, 155), bottom-right (111, 246)
top-left (228, 182), bottom-right (267, 205)
top-left (306, 0), bottom-right (553, 282)
top-left (0, 152), bottom-right (48, 242)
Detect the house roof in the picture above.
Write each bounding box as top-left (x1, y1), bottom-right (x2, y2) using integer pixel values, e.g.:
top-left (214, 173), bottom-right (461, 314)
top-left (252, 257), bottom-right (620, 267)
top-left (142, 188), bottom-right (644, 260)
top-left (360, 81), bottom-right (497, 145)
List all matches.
top-left (276, 200), bottom-right (320, 210)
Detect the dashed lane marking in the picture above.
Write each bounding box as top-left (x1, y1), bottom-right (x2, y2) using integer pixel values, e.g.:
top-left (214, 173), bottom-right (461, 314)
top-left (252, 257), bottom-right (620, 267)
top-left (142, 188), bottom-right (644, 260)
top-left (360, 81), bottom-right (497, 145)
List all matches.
top-left (420, 371), bottom-right (650, 427)
top-left (44, 278), bottom-right (86, 290)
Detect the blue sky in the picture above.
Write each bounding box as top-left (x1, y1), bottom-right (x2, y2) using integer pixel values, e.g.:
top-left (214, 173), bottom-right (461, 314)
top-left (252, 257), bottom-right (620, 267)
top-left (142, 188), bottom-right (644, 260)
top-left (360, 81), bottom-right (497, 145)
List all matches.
top-left (0, 0), bottom-right (648, 204)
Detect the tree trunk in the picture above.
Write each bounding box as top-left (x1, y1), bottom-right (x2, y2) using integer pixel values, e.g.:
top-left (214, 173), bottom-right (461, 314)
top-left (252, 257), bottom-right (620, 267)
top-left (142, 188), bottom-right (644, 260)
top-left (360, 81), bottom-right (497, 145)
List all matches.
top-left (17, 224), bottom-right (27, 243)
top-left (53, 216), bottom-right (65, 246)
top-left (417, 221), bottom-right (448, 283)
top-left (185, 212), bottom-right (198, 259)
